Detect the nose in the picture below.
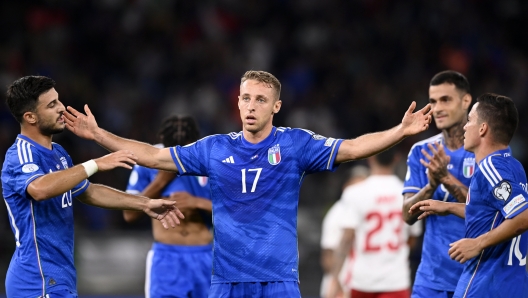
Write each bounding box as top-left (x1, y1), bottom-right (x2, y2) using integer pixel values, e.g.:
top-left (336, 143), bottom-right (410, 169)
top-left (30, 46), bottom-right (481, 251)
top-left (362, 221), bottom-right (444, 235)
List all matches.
top-left (246, 99), bottom-right (256, 111)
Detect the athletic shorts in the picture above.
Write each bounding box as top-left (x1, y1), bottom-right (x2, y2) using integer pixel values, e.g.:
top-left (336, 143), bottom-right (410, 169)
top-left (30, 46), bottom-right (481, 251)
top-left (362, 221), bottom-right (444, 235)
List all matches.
top-left (209, 281), bottom-right (301, 298)
top-left (146, 242), bottom-right (213, 298)
top-left (351, 288), bottom-right (410, 298)
top-left (411, 284), bottom-right (454, 298)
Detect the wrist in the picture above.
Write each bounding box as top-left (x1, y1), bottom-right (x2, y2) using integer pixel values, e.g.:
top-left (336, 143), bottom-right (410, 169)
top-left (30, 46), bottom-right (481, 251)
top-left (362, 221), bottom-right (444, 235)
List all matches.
top-left (81, 160), bottom-right (98, 177)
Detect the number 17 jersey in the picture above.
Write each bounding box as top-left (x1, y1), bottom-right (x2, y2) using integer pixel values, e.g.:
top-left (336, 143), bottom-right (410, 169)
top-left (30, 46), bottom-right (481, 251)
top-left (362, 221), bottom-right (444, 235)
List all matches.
top-left (170, 127), bottom-right (343, 283)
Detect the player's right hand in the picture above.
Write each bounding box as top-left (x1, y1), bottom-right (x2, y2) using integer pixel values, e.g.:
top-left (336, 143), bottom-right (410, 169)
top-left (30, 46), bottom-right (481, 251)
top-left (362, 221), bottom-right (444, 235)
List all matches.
top-left (409, 199), bottom-right (450, 220)
top-left (420, 142), bottom-right (451, 188)
top-left (64, 104), bottom-right (99, 140)
top-left (94, 150), bottom-right (138, 171)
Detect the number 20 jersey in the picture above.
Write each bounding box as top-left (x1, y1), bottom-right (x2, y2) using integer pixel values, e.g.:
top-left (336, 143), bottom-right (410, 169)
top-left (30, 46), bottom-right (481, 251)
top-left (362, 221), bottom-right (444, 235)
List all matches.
top-left (454, 148), bottom-right (528, 298)
top-left (170, 127), bottom-right (343, 283)
top-left (403, 133), bottom-right (474, 291)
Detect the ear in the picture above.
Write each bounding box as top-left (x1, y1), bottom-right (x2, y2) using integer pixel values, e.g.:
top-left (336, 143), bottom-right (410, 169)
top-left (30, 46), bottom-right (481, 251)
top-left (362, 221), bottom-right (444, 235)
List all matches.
top-left (273, 100), bottom-right (282, 114)
top-left (22, 111), bottom-right (38, 125)
top-left (479, 122), bottom-right (488, 137)
top-left (237, 96), bottom-right (242, 110)
top-left (461, 93), bottom-right (472, 110)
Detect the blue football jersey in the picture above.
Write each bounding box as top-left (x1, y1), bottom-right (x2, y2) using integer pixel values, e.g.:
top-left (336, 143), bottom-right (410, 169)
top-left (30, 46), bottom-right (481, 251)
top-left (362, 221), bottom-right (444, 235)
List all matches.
top-left (170, 127), bottom-right (343, 283)
top-left (454, 148), bottom-right (528, 298)
top-left (403, 133), bottom-right (474, 291)
top-left (126, 164), bottom-right (212, 227)
top-left (1, 135), bottom-right (89, 297)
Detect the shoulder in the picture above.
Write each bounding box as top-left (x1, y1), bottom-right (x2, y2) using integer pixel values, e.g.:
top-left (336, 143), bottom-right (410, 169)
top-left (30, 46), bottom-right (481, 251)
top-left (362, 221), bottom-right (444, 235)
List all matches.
top-left (408, 133), bottom-right (443, 153)
top-left (477, 153), bottom-right (513, 187)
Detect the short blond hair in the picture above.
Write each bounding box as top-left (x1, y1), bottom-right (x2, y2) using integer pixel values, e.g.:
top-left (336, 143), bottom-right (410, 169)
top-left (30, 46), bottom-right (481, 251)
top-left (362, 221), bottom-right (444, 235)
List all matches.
top-left (241, 70), bottom-right (281, 100)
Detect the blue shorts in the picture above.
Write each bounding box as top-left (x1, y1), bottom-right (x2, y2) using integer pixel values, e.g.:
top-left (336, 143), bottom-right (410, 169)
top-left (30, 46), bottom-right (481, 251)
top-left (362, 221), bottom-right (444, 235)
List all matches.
top-left (146, 242), bottom-right (213, 298)
top-left (209, 281), bottom-right (300, 298)
top-left (412, 284), bottom-right (454, 298)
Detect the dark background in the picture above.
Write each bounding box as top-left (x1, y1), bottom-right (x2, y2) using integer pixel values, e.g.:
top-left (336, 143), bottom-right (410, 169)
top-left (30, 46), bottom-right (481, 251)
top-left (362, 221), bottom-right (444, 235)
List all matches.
top-left (1, 0), bottom-right (528, 296)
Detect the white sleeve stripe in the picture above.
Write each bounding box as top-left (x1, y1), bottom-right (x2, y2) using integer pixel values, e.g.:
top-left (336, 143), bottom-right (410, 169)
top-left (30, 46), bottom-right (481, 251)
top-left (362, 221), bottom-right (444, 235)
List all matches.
top-left (483, 158), bottom-right (499, 184)
top-left (487, 156), bottom-right (502, 181)
top-left (505, 202), bottom-right (528, 218)
top-left (21, 140), bottom-right (29, 163)
top-left (16, 139), bottom-right (23, 164)
top-left (72, 180), bottom-right (89, 194)
top-left (479, 161), bottom-right (495, 187)
top-left (481, 158), bottom-right (498, 186)
top-left (26, 142), bottom-right (33, 162)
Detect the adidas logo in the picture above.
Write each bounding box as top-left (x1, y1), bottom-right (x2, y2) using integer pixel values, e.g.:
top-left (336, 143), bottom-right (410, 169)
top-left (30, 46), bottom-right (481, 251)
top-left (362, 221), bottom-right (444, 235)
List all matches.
top-left (222, 156), bottom-right (235, 164)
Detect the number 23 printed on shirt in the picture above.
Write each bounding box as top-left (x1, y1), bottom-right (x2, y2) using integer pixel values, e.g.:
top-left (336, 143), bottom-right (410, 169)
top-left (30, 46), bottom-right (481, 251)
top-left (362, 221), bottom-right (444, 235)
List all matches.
top-left (364, 210), bottom-right (403, 252)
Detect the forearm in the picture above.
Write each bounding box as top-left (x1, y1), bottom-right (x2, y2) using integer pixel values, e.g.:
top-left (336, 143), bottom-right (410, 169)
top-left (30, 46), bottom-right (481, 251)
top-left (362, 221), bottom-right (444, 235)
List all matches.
top-left (477, 210), bottom-right (528, 249)
top-left (27, 165), bottom-right (88, 201)
top-left (440, 174), bottom-right (468, 203)
top-left (445, 203), bottom-right (466, 218)
top-left (79, 184), bottom-right (148, 210)
top-left (94, 129), bottom-right (165, 169)
top-left (403, 185), bottom-right (436, 224)
top-left (335, 125), bottom-right (404, 163)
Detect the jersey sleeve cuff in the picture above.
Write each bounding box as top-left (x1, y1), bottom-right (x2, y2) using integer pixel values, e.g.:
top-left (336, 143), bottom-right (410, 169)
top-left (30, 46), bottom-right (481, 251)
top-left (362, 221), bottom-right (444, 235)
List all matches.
top-left (71, 179), bottom-right (90, 197)
top-left (503, 194), bottom-right (528, 219)
top-left (170, 146), bottom-right (186, 174)
top-left (326, 139), bottom-right (343, 171)
top-left (402, 186), bottom-right (421, 194)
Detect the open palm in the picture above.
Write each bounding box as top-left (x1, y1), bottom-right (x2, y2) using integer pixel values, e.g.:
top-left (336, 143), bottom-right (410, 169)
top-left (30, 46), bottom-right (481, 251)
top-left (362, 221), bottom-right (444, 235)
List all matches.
top-left (401, 102), bottom-right (433, 136)
top-left (64, 104), bottom-right (99, 140)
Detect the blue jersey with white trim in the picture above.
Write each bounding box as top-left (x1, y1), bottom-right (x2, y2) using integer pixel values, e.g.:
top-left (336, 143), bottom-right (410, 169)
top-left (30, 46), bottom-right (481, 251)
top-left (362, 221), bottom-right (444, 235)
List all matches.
top-left (170, 127), bottom-right (343, 282)
top-left (454, 148), bottom-right (528, 298)
top-left (1, 134), bottom-right (89, 297)
top-left (126, 164), bottom-right (211, 227)
top-left (403, 133), bottom-right (474, 291)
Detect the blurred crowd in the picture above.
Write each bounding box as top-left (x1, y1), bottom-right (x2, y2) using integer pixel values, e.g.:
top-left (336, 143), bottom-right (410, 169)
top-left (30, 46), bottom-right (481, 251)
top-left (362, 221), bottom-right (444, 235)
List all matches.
top-left (1, 0), bottom-right (528, 295)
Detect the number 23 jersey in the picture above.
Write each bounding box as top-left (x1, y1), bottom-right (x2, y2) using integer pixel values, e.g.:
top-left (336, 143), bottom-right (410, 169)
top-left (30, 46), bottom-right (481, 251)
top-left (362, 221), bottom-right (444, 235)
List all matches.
top-left (170, 127), bottom-right (343, 283)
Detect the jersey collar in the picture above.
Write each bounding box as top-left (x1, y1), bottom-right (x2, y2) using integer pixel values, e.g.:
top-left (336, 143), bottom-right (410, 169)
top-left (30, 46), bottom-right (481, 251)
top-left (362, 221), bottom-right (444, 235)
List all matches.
top-left (17, 134), bottom-right (54, 152)
top-left (240, 126), bottom-right (277, 148)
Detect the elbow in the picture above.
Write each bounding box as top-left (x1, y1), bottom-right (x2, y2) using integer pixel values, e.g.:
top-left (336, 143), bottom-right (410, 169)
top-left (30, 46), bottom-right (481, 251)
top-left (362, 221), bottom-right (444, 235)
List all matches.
top-left (27, 184), bottom-right (52, 201)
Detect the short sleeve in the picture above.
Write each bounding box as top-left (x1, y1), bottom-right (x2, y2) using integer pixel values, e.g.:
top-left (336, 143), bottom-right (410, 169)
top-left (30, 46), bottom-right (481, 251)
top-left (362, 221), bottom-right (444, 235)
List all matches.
top-left (480, 156), bottom-right (528, 219)
top-left (339, 188), bottom-right (361, 229)
top-left (10, 153), bottom-right (46, 198)
top-left (321, 201), bottom-right (346, 249)
top-left (172, 136), bottom-right (216, 176)
top-left (295, 129), bottom-right (343, 173)
top-left (126, 165), bottom-right (155, 194)
top-left (403, 145), bottom-right (426, 195)
top-left (408, 220), bottom-right (423, 237)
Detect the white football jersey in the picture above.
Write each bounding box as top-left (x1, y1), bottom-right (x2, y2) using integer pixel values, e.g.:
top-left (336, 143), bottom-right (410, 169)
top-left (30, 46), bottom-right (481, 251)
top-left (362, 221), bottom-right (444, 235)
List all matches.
top-left (339, 175), bottom-right (422, 292)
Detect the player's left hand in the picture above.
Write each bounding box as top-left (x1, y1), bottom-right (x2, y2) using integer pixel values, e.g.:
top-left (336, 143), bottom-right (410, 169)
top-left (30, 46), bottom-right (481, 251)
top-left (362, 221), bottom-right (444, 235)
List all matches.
top-left (324, 277), bottom-right (345, 298)
top-left (401, 102), bottom-right (433, 137)
top-left (409, 199), bottom-right (451, 220)
top-left (143, 199), bottom-right (185, 229)
top-left (448, 238), bottom-right (482, 263)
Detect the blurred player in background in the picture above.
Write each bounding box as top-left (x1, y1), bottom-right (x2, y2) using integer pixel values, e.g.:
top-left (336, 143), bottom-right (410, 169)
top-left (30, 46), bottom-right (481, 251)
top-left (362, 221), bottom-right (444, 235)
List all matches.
top-left (2, 76), bottom-right (180, 298)
top-left (410, 93), bottom-right (528, 298)
top-left (123, 115), bottom-right (212, 298)
top-left (320, 165), bottom-right (370, 298)
top-left (402, 71), bottom-right (474, 298)
top-left (326, 148), bottom-right (422, 298)
top-left (65, 70), bottom-right (432, 298)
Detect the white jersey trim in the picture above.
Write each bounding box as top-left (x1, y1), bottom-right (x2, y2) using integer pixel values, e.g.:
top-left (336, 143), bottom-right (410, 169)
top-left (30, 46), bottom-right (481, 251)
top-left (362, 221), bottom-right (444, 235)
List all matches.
top-left (30, 200), bottom-right (46, 296)
top-left (4, 200), bottom-right (21, 247)
top-left (145, 249), bottom-right (154, 298)
top-left (479, 155), bottom-right (502, 187)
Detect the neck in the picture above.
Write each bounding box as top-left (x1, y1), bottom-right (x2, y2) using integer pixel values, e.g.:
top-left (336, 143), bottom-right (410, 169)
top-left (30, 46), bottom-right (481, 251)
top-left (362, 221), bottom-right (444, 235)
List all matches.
top-left (21, 126), bottom-right (53, 149)
top-left (474, 142), bottom-right (509, 164)
top-left (442, 121), bottom-right (465, 150)
top-left (243, 124), bottom-right (273, 144)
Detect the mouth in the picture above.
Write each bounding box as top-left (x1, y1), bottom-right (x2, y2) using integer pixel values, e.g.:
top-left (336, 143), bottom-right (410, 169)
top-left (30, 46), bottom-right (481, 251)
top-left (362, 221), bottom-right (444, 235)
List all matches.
top-left (57, 114), bottom-right (65, 123)
top-left (245, 115), bottom-right (256, 125)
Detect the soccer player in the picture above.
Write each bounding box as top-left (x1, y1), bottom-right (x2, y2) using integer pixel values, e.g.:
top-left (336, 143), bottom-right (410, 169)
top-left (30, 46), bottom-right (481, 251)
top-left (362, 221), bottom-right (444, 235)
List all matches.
top-left (326, 149), bottom-right (422, 298)
top-left (64, 70), bottom-right (432, 297)
top-left (123, 115), bottom-right (213, 298)
top-left (409, 93), bottom-right (528, 298)
top-left (320, 165), bottom-right (370, 298)
top-left (402, 71), bottom-right (474, 298)
top-left (1, 76), bottom-right (182, 298)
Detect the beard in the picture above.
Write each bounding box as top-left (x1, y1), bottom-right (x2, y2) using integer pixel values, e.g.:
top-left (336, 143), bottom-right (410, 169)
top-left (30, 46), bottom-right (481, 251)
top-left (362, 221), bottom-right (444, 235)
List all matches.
top-left (39, 120), bottom-right (65, 135)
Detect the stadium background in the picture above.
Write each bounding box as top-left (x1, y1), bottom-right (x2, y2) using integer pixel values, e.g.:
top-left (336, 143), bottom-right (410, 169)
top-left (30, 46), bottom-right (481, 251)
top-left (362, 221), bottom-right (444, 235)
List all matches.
top-left (1, 0), bottom-right (527, 296)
